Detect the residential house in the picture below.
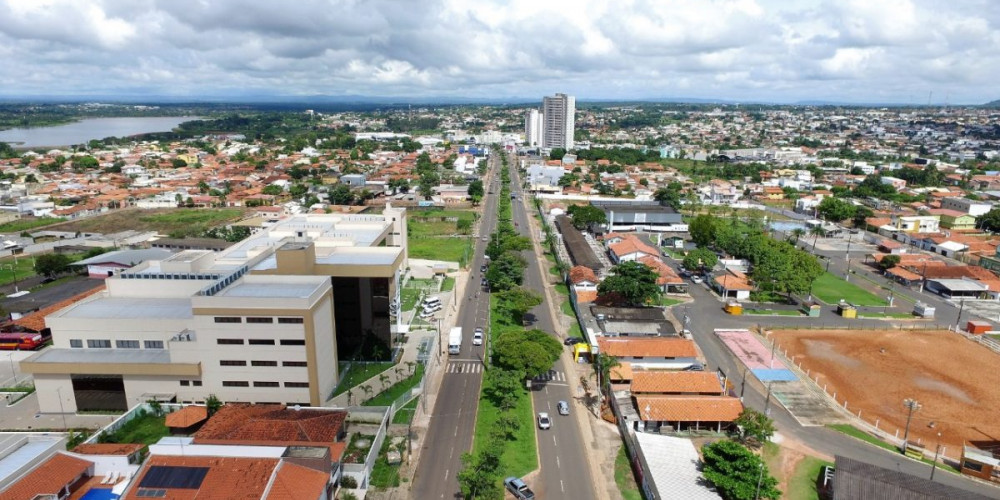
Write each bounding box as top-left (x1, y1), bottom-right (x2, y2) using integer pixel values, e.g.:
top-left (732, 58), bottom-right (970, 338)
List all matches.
top-left (596, 337), bottom-right (699, 370)
top-left (608, 234), bottom-right (661, 263)
top-left (712, 269), bottom-right (753, 301)
top-left (73, 248), bottom-right (174, 279)
top-left (940, 197), bottom-right (992, 217)
top-left (698, 179), bottom-right (741, 206)
top-left (927, 209), bottom-right (976, 230)
top-left (569, 265), bottom-right (599, 304)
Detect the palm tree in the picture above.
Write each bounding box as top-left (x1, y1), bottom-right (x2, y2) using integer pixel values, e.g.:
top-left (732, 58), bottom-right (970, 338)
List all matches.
top-left (360, 384), bottom-right (373, 401)
top-left (592, 353), bottom-right (621, 404)
top-left (405, 361), bottom-right (417, 377)
top-left (791, 228), bottom-right (806, 245)
top-left (378, 373), bottom-right (390, 392)
top-left (810, 225), bottom-right (825, 250)
top-left (346, 388), bottom-right (354, 406)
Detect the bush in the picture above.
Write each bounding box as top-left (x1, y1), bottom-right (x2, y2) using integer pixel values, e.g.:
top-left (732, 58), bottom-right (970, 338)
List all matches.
top-left (340, 476), bottom-right (358, 488)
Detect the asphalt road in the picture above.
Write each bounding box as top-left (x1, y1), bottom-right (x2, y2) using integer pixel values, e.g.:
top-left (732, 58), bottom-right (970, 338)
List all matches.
top-left (510, 162), bottom-right (598, 500)
top-left (410, 155), bottom-right (500, 500)
top-left (672, 261), bottom-right (1000, 498)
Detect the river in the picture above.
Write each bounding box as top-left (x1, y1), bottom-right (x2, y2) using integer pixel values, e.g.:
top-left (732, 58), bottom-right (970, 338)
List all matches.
top-left (0, 116), bottom-right (201, 149)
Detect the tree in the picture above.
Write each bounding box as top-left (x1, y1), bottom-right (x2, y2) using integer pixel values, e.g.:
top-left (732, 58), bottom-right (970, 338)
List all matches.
top-left (483, 368), bottom-right (524, 411)
top-left (492, 330), bottom-right (562, 378)
top-left (689, 214), bottom-right (718, 248)
top-left (328, 184), bottom-right (356, 205)
top-left (701, 440), bottom-right (780, 500)
top-left (852, 205), bottom-right (873, 229)
top-left (549, 148), bottom-right (566, 161)
top-left (262, 184), bottom-right (283, 196)
top-left (467, 180), bottom-right (484, 204)
top-left (494, 288), bottom-right (542, 325)
top-left (877, 254), bottom-right (901, 271)
top-left (171, 158), bottom-right (188, 168)
top-left (682, 248), bottom-right (718, 273)
top-left (732, 408), bottom-right (775, 447)
top-left (816, 197), bottom-right (857, 223)
top-left (598, 261), bottom-right (662, 306)
top-left (593, 352), bottom-right (620, 402)
top-left (790, 227), bottom-right (806, 244)
top-left (485, 253), bottom-right (525, 292)
top-left (566, 204), bottom-right (607, 230)
top-left (205, 394), bottom-right (222, 416)
top-left (977, 208), bottom-right (1000, 233)
top-left (34, 253), bottom-right (72, 278)
top-left (653, 182), bottom-right (684, 210)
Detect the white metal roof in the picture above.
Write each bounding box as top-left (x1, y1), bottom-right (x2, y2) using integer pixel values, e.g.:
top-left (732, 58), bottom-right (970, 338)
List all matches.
top-left (217, 281), bottom-right (322, 299)
top-left (633, 432), bottom-right (721, 500)
top-left (57, 297), bottom-right (193, 320)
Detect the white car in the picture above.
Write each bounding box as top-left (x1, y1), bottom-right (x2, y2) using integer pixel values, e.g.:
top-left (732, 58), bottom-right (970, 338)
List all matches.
top-left (473, 328), bottom-right (484, 346)
top-left (537, 412), bottom-right (551, 430)
top-left (691, 275), bottom-right (704, 284)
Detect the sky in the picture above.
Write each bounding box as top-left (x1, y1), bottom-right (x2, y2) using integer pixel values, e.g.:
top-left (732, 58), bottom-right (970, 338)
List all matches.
top-left (1, 0), bottom-right (999, 104)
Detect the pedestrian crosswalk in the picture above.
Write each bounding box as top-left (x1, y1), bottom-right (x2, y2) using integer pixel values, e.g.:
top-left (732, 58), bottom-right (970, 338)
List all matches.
top-left (533, 370), bottom-right (566, 383)
top-left (446, 361), bottom-right (484, 374)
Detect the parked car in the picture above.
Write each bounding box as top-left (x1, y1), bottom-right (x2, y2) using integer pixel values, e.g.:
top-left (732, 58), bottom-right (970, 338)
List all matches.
top-left (537, 412), bottom-right (551, 430)
top-left (691, 275), bottom-right (704, 284)
top-left (683, 363), bottom-right (705, 371)
top-left (564, 336), bottom-right (585, 346)
top-left (472, 328), bottom-right (484, 346)
top-left (504, 477), bottom-right (535, 500)
top-left (557, 400), bottom-right (569, 415)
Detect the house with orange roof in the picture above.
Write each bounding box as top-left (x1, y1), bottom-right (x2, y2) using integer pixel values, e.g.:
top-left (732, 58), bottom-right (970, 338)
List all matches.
top-left (569, 265), bottom-right (598, 304)
top-left (608, 234), bottom-right (660, 264)
top-left (597, 338), bottom-right (700, 369)
top-left (712, 270), bottom-right (753, 301)
top-left (630, 395), bottom-right (744, 433)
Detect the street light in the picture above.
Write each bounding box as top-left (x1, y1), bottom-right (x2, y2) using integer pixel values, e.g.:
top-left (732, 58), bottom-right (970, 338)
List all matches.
top-left (6, 353), bottom-right (15, 386)
top-left (930, 432), bottom-right (943, 481)
top-left (902, 398), bottom-right (921, 453)
top-left (55, 387), bottom-right (68, 430)
top-left (955, 298), bottom-right (966, 331)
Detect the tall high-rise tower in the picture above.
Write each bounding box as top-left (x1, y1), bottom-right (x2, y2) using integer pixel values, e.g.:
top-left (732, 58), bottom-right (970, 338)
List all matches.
top-left (524, 109), bottom-right (542, 147)
top-left (541, 93), bottom-right (575, 150)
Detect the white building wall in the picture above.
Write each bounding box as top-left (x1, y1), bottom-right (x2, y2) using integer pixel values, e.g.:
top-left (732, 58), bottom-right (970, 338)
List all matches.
top-left (312, 293), bottom-right (338, 402)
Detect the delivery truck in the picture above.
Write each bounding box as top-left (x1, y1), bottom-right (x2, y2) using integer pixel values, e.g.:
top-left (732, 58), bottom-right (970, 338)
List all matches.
top-left (448, 327), bottom-right (463, 355)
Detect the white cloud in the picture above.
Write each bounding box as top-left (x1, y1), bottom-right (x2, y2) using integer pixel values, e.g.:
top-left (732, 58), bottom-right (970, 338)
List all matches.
top-left (0, 0), bottom-right (996, 103)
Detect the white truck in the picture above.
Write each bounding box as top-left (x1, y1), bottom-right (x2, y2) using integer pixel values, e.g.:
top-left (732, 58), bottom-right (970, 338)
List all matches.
top-left (448, 327), bottom-right (463, 355)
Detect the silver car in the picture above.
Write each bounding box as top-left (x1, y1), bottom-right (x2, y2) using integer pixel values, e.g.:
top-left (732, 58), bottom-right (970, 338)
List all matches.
top-left (537, 412), bottom-right (551, 430)
top-left (557, 400), bottom-right (569, 415)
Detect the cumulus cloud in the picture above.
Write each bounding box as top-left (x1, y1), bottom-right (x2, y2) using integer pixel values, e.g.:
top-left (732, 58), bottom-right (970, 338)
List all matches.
top-left (0, 0), bottom-right (997, 103)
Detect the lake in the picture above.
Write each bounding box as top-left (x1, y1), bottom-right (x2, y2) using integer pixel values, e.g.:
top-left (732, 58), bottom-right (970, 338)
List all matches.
top-left (0, 116), bottom-right (201, 149)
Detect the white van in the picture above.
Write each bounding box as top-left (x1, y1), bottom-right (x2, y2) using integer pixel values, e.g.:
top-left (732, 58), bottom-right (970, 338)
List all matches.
top-left (423, 297), bottom-right (442, 309)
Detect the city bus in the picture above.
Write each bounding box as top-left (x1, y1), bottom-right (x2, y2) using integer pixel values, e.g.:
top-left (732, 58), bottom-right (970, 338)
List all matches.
top-left (0, 333), bottom-right (46, 351)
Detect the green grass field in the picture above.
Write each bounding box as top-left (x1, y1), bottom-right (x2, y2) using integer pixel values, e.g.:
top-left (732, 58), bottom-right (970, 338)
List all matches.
top-left (471, 373), bottom-right (537, 479)
top-left (407, 211), bottom-right (476, 263)
top-left (332, 362), bottom-right (394, 398)
top-left (661, 297), bottom-right (683, 307)
top-left (392, 397), bottom-right (420, 425)
top-left (104, 412), bottom-right (168, 445)
top-left (788, 456), bottom-right (833, 500)
top-left (441, 276), bottom-right (455, 292)
top-left (0, 217), bottom-right (65, 233)
top-left (363, 364), bottom-right (425, 407)
top-left (812, 272), bottom-right (888, 306)
top-left (614, 446), bottom-right (643, 500)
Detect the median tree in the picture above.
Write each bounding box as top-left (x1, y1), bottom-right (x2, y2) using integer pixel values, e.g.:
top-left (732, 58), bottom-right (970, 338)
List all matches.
top-left (485, 253), bottom-right (525, 292)
top-left (597, 261), bottom-right (662, 306)
top-left (701, 440), bottom-right (780, 500)
top-left (492, 329), bottom-right (562, 378)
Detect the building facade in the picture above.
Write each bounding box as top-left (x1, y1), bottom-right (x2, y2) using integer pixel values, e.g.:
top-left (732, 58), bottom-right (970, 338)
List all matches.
top-left (524, 109), bottom-right (542, 147)
top-left (541, 93), bottom-right (575, 150)
top-left (23, 209), bottom-right (409, 413)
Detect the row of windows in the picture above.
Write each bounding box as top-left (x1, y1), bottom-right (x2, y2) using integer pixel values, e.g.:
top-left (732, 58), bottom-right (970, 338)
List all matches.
top-left (216, 339), bottom-right (305, 346)
top-left (219, 360), bottom-right (307, 367)
top-left (178, 380), bottom-right (203, 387)
top-left (214, 316), bottom-right (304, 324)
top-left (222, 381), bottom-right (309, 388)
top-left (71, 339), bottom-right (164, 349)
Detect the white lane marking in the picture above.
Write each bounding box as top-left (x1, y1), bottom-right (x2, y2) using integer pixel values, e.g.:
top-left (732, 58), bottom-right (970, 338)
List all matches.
top-left (445, 469), bottom-right (450, 480)
top-left (552, 435), bottom-right (557, 447)
top-left (561, 480), bottom-right (565, 492)
top-left (556, 456), bottom-right (561, 468)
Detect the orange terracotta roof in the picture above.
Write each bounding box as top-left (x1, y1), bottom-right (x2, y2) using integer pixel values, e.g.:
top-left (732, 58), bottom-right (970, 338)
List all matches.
top-left (122, 455), bottom-right (279, 500)
top-left (634, 395), bottom-right (744, 422)
top-left (923, 265), bottom-right (997, 280)
top-left (610, 362), bottom-right (633, 381)
top-left (569, 265), bottom-right (597, 284)
top-left (630, 371), bottom-right (724, 395)
top-left (885, 267), bottom-right (922, 281)
top-left (575, 289), bottom-right (598, 304)
top-left (597, 337), bottom-right (698, 358)
top-left (165, 405), bottom-right (208, 428)
top-left (0, 452), bottom-right (92, 500)
top-left (714, 274), bottom-right (754, 291)
top-left (638, 255), bottom-right (682, 285)
top-left (6, 285), bottom-right (105, 333)
top-left (194, 404), bottom-right (347, 461)
top-left (264, 462), bottom-right (329, 500)
top-left (72, 443), bottom-right (144, 456)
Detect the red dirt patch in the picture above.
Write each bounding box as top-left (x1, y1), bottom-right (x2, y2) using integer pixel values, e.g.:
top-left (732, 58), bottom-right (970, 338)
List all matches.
top-left (772, 329), bottom-right (1000, 455)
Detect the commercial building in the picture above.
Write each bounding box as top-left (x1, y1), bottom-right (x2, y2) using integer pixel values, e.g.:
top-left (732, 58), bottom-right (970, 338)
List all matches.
top-left (541, 93), bottom-right (576, 150)
top-left (22, 208), bottom-right (409, 413)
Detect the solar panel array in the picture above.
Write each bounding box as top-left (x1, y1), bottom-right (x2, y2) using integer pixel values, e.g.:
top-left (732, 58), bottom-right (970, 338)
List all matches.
top-left (135, 489), bottom-right (167, 498)
top-left (139, 465), bottom-right (210, 489)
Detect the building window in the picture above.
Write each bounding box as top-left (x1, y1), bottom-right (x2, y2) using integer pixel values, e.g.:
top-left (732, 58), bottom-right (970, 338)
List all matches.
top-left (179, 380), bottom-right (190, 386)
top-left (283, 361), bottom-right (308, 367)
top-left (87, 339), bottom-right (112, 348)
top-left (144, 340), bottom-right (164, 349)
top-left (220, 360), bottom-right (247, 366)
top-left (70, 339), bottom-right (83, 348)
top-left (278, 317), bottom-right (304, 324)
top-left (253, 381), bottom-right (280, 388)
top-left (284, 382), bottom-right (309, 388)
top-left (964, 461), bottom-right (984, 473)
top-left (279, 339), bottom-right (306, 346)
top-left (251, 360), bottom-right (278, 367)
top-left (217, 338), bottom-right (244, 345)
top-left (192, 380), bottom-right (202, 387)
top-left (214, 317), bottom-right (242, 323)
top-left (222, 381), bottom-right (249, 387)
top-left (246, 317), bottom-right (274, 324)
top-left (116, 340), bottom-right (140, 349)
top-left (248, 339), bottom-right (275, 345)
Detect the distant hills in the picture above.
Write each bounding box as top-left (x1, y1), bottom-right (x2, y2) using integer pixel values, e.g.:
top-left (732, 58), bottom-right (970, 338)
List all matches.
top-left (984, 99), bottom-right (1000, 108)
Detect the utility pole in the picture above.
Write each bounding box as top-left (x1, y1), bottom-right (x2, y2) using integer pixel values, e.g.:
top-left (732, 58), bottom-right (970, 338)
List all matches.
top-left (740, 366), bottom-right (750, 401)
top-left (930, 432), bottom-right (943, 481)
top-left (955, 298), bottom-right (966, 331)
top-left (902, 398), bottom-right (921, 453)
top-left (763, 381), bottom-right (774, 416)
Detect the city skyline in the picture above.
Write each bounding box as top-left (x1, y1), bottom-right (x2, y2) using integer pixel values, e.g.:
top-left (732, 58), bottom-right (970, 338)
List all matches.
top-left (1, 0), bottom-right (999, 104)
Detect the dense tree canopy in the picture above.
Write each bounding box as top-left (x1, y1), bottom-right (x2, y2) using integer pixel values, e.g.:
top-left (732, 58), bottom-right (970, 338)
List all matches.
top-left (682, 248), bottom-right (718, 272)
top-left (598, 261), bottom-right (662, 306)
top-left (816, 197), bottom-right (857, 223)
top-left (701, 440), bottom-right (780, 500)
top-left (977, 208), bottom-right (1000, 233)
top-left (493, 329), bottom-right (562, 378)
top-left (567, 204), bottom-right (607, 230)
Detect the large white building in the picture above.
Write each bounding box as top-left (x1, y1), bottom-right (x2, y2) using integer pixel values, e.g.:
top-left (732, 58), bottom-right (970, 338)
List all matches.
top-left (23, 208), bottom-right (409, 413)
top-left (524, 109), bottom-right (542, 147)
top-left (541, 93), bottom-right (576, 150)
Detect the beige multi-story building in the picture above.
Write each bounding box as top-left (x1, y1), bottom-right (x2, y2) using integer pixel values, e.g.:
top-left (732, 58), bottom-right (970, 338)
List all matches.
top-left (23, 207), bottom-right (408, 413)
